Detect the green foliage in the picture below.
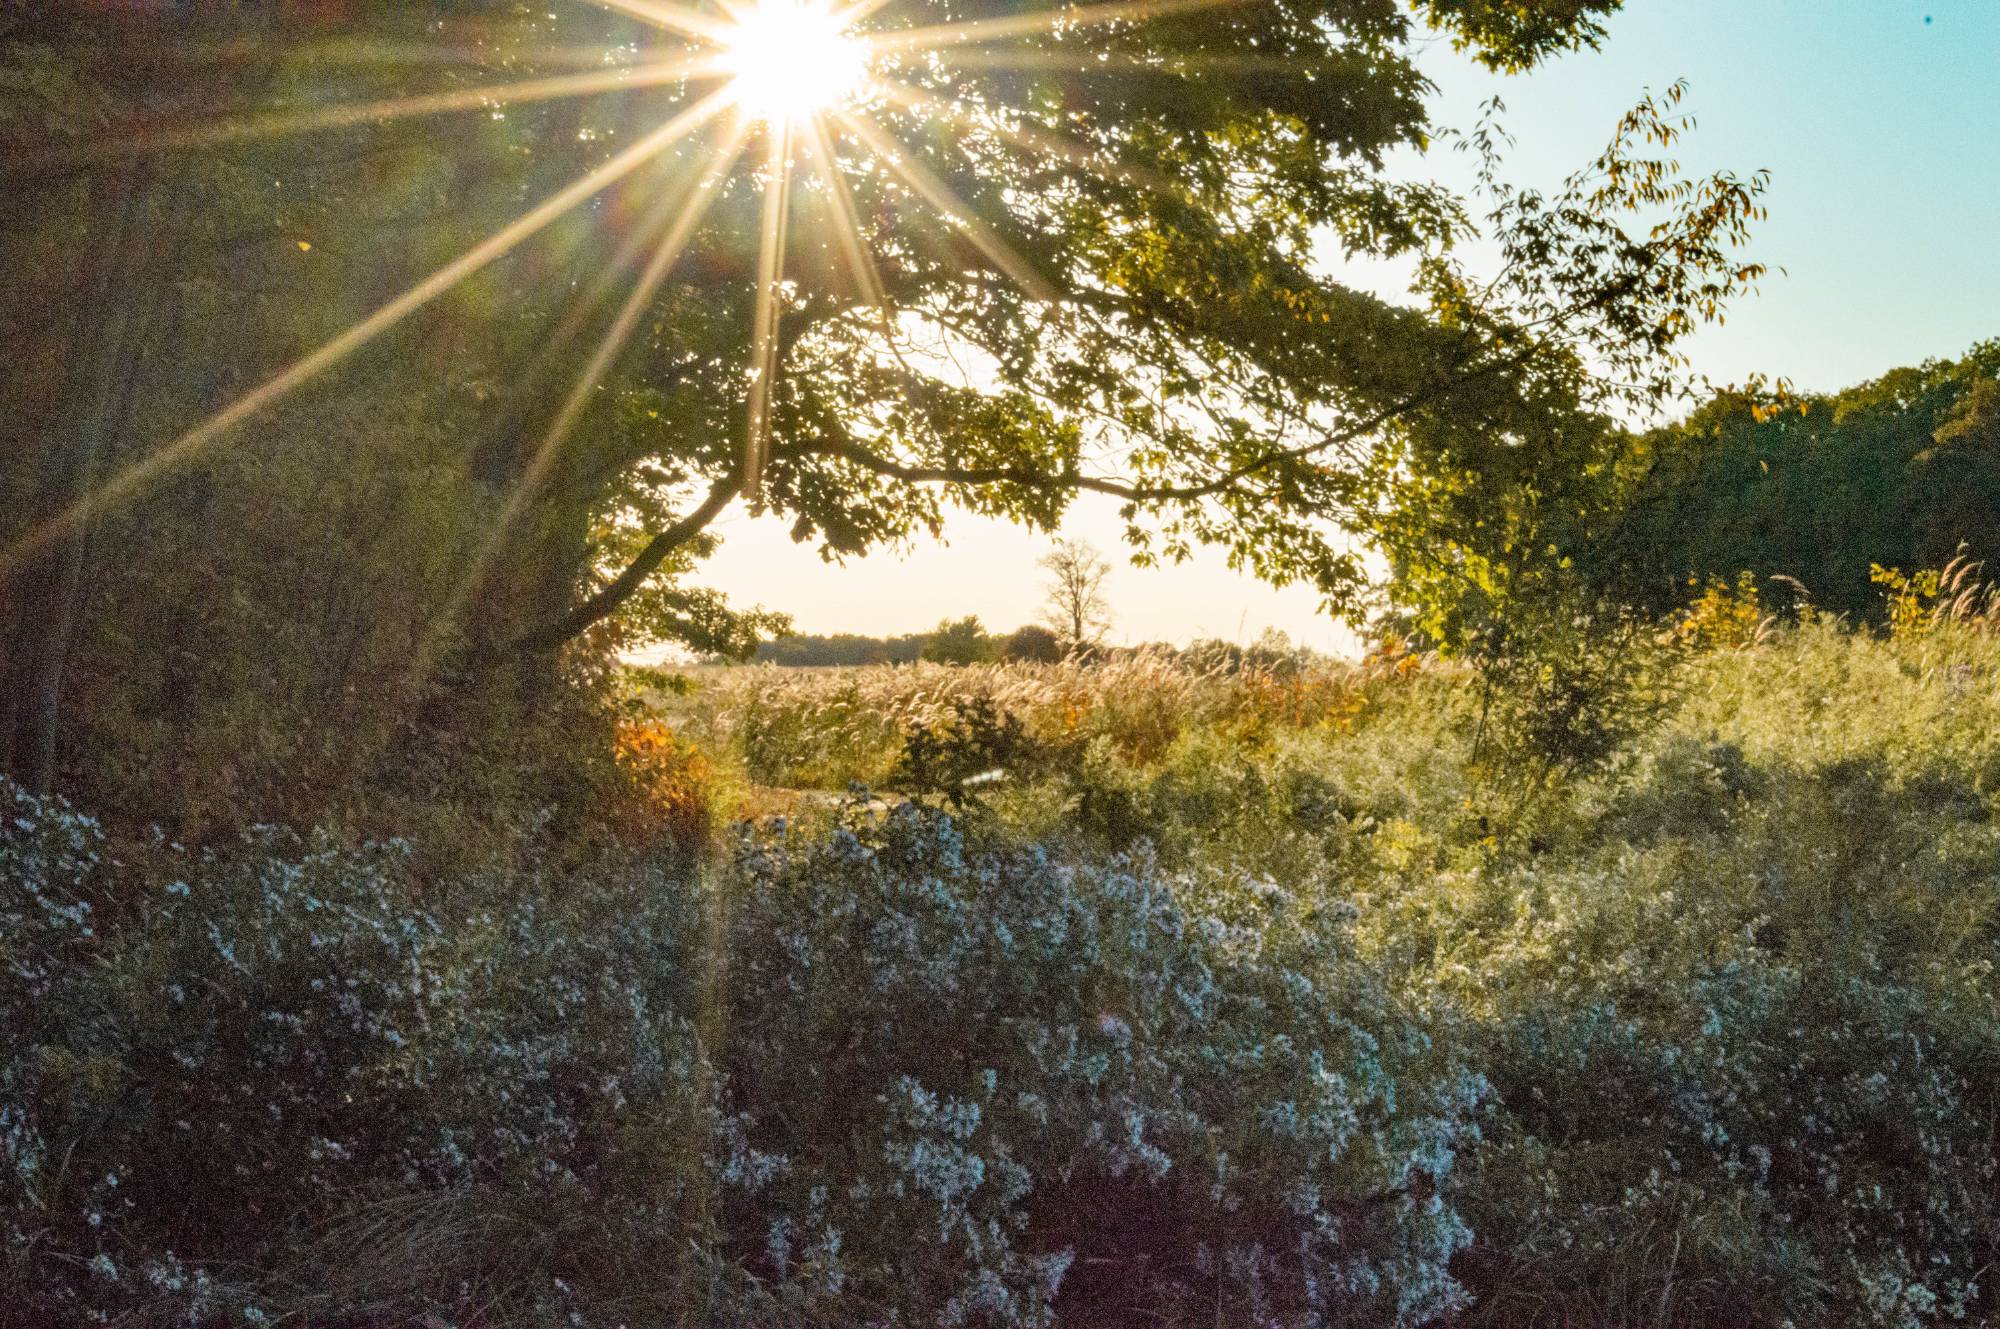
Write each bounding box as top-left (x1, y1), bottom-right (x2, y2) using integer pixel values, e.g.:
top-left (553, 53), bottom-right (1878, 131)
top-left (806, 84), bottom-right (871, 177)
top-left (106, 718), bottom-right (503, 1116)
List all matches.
top-left (8, 11), bottom-right (1989, 1324)
top-left (1871, 550), bottom-right (2000, 638)
top-left (0, 12), bottom-right (785, 806)
top-left (922, 615), bottom-right (999, 666)
top-left (1871, 560), bottom-right (1948, 637)
top-left (893, 696), bottom-right (1079, 806)
top-left (1000, 624), bottom-right (1066, 664)
top-left (1419, 0), bottom-right (1618, 71)
top-left (1374, 80), bottom-right (1774, 653)
top-left (714, 670), bottom-right (914, 789)
top-left (1355, 622), bottom-right (2000, 1328)
top-left (593, 526), bottom-right (792, 661)
top-left (718, 799), bottom-right (1480, 1328)
top-left (1592, 341), bottom-right (2000, 623)
top-left (1671, 569), bottom-right (1768, 649)
top-left (1384, 520), bottom-right (1686, 822)
top-left (1467, 594), bottom-right (1682, 790)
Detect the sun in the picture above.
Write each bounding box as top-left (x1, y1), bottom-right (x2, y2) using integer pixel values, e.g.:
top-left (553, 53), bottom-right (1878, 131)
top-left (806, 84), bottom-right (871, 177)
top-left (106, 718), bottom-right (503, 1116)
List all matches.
top-left (720, 0), bottom-right (872, 126)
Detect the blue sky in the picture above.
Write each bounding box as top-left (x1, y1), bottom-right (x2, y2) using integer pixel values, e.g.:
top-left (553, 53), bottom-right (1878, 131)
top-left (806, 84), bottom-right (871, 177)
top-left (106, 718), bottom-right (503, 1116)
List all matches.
top-left (693, 0), bottom-right (2000, 653)
top-left (1416, 0), bottom-right (1999, 392)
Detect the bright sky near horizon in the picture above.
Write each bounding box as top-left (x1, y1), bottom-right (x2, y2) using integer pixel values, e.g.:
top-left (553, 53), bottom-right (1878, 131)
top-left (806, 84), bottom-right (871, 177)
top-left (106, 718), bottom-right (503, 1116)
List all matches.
top-left (693, 0), bottom-right (2000, 655)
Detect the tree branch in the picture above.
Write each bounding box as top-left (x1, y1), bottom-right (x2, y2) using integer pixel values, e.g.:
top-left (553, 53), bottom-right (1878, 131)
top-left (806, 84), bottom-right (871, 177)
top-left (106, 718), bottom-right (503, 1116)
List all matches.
top-left (512, 470), bottom-right (743, 654)
top-left (789, 341), bottom-right (1517, 506)
top-left (507, 327), bottom-right (1527, 659)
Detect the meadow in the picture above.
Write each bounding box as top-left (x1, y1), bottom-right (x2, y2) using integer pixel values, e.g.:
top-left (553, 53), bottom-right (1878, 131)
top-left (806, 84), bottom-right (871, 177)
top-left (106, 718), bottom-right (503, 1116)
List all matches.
top-left (15, 608), bottom-right (1993, 1326)
top-left (652, 613), bottom-right (2000, 1328)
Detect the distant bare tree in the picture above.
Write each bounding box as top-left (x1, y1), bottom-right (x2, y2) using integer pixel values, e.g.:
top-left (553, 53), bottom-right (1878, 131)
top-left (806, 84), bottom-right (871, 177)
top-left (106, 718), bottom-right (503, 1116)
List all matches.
top-left (1040, 539), bottom-right (1113, 651)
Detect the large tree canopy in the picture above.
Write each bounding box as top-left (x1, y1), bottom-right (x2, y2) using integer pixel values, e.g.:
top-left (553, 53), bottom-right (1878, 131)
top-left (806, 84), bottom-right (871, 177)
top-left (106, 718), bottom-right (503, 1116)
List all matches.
top-left (549, 1), bottom-right (1767, 641)
top-left (0, 0), bottom-right (1765, 805)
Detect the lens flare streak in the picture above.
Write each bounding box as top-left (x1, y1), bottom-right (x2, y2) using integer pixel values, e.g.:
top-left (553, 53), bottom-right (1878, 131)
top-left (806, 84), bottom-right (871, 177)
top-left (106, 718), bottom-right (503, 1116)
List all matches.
top-left (437, 116), bottom-right (758, 648)
top-left (7, 58), bottom-right (725, 173)
top-left (2, 89), bottom-right (731, 579)
top-left (744, 116), bottom-right (796, 493)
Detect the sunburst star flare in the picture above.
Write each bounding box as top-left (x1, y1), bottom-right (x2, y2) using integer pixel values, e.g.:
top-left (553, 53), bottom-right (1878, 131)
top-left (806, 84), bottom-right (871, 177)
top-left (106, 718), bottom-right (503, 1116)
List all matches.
top-left (721, 0), bottom-right (873, 126)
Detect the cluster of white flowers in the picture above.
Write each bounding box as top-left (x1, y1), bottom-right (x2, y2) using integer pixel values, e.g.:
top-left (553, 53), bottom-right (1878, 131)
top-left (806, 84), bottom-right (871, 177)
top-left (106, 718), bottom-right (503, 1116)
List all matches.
top-left (2, 785), bottom-right (725, 1325)
top-left (714, 794), bottom-right (1478, 1328)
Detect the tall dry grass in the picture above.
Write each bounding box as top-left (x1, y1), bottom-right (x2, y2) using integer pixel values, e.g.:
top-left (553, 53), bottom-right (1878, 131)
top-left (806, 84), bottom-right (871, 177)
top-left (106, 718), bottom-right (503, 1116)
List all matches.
top-left (648, 648), bottom-right (1413, 792)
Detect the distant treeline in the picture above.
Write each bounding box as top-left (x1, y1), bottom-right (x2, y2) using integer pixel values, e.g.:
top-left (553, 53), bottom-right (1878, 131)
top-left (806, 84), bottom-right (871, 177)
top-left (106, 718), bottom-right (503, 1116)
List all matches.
top-left (756, 632), bottom-right (930, 666)
top-left (754, 621), bottom-right (1073, 666)
top-left (1382, 337), bottom-right (2000, 647)
top-left (752, 620), bottom-right (1321, 671)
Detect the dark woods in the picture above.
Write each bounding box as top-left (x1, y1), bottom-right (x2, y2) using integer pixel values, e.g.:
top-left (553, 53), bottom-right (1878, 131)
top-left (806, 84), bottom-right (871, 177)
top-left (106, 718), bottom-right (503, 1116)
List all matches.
top-left (1, 2), bottom-right (727, 828)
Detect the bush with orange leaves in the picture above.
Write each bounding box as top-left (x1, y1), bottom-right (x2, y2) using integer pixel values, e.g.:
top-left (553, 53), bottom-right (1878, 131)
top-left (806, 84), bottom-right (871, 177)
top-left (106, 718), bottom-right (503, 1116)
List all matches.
top-left (1219, 637), bottom-right (1425, 747)
top-left (1220, 666), bottom-right (1368, 746)
top-left (610, 716), bottom-right (718, 850)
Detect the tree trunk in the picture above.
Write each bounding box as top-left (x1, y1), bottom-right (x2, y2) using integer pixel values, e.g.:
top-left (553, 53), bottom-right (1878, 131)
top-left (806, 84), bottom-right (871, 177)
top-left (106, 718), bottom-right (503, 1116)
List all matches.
top-left (2, 160), bottom-right (156, 792)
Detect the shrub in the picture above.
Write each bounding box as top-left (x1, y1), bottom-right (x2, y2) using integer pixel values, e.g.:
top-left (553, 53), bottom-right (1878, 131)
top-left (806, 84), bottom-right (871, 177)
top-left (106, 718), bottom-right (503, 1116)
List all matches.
top-left (724, 670), bottom-right (912, 789)
top-left (611, 713), bottom-right (721, 848)
top-left (0, 786), bottom-right (718, 1327)
top-left (1672, 570), bottom-right (1767, 649)
top-left (924, 616), bottom-right (1000, 666)
top-left (713, 797), bottom-right (1482, 1328)
top-left (1459, 961), bottom-right (2000, 1329)
top-left (1378, 734), bottom-right (2000, 1328)
top-left (2, 779), bottom-right (1484, 1329)
top-left (893, 696), bottom-right (1080, 806)
top-left (1467, 591), bottom-right (1682, 798)
top-left (1001, 624), bottom-right (1066, 664)
top-left (1872, 549), bottom-right (2000, 638)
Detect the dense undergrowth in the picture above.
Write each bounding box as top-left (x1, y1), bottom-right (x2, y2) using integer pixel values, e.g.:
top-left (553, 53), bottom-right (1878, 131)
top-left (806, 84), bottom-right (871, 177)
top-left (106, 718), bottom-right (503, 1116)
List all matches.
top-left (8, 618), bottom-right (2000, 1327)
